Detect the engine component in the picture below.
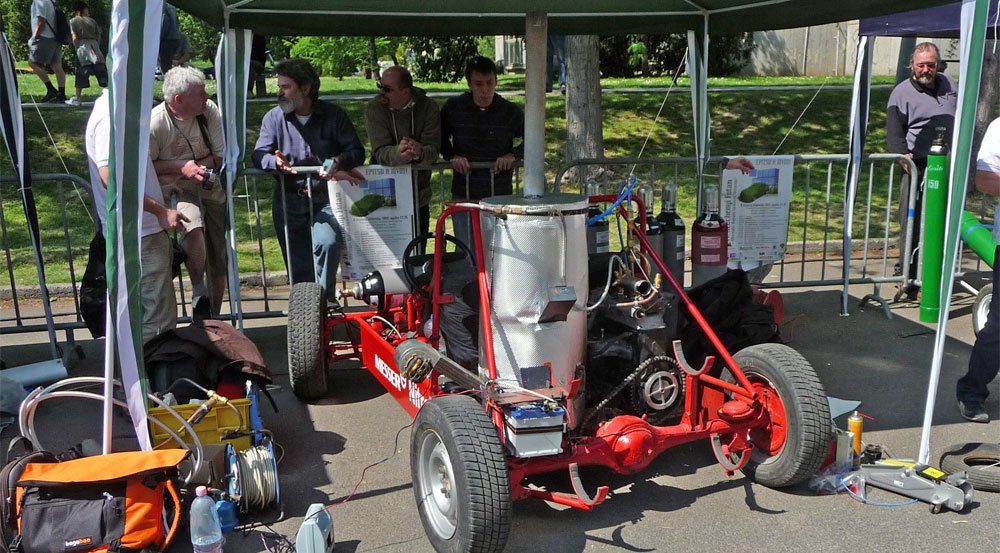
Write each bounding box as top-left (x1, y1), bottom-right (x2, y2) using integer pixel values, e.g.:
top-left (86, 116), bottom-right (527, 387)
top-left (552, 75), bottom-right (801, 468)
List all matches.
top-left (479, 193), bottom-right (589, 428)
top-left (503, 402), bottom-right (566, 458)
top-left (629, 355), bottom-right (684, 424)
top-left (337, 271), bottom-right (405, 313)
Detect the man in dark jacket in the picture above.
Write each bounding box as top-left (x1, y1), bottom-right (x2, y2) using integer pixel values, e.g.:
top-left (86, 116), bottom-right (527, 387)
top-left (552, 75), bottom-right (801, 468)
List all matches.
top-left (364, 66), bottom-right (441, 236)
top-left (885, 42), bottom-right (957, 296)
top-left (252, 58), bottom-right (365, 294)
top-left (441, 56), bottom-right (524, 246)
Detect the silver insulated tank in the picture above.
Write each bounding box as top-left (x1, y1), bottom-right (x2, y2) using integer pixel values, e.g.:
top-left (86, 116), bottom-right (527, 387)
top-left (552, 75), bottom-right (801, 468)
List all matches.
top-left (478, 193), bottom-right (589, 428)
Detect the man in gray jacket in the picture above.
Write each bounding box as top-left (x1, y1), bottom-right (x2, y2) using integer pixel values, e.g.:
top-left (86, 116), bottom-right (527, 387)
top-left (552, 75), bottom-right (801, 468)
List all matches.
top-left (364, 66), bottom-right (441, 235)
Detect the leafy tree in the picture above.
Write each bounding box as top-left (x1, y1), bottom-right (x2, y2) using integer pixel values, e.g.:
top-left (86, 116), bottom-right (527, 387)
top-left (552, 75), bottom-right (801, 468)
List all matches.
top-left (177, 10), bottom-right (219, 63)
top-left (600, 32), bottom-right (755, 78)
top-left (627, 41), bottom-right (648, 75)
top-left (408, 36), bottom-right (481, 82)
top-left (287, 36), bottom-right (404, 79)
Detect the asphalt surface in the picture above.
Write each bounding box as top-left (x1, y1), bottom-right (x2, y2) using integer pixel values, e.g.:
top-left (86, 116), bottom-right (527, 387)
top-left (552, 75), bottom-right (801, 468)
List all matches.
top-left (2, 280), bottom-right (998, 553)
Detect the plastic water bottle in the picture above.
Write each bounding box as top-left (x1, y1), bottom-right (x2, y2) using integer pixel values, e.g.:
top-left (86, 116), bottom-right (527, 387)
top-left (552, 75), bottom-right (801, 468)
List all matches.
top-left (190, 486), bottom-right (224, 553)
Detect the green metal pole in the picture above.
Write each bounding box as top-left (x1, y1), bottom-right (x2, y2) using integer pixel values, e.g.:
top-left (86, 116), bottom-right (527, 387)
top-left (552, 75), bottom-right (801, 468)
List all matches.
top-left (920, 130), bottom-right (949, 323)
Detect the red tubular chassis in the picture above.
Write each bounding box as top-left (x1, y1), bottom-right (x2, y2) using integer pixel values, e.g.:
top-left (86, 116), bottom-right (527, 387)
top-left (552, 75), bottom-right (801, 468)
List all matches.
top-left (287, 195), bottom-right (832, 553)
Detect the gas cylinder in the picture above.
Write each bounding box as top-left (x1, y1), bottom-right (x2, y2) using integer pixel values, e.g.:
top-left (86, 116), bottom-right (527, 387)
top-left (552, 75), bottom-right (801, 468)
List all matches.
top-left (637, 182), bottom-right (663, 270)
top-left (920, 127), bottom-right (949, 323)
top-left (586, 179), bottom-right (610, 255)
top-left (691, 183), bottom-right (728, 287)
top-left (657, 181), bottom-right (686, 286)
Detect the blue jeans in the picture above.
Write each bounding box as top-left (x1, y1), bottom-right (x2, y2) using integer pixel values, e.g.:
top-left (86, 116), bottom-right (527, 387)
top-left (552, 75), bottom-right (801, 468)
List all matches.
top-left (272, 188), bottom-right (343, 292)
top-left (546, 35), bottom-right (566, 91)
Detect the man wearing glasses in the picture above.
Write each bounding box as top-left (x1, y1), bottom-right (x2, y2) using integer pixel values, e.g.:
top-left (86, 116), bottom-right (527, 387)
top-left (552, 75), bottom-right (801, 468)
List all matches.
top-left (364, 66), bottom-right (441, 235)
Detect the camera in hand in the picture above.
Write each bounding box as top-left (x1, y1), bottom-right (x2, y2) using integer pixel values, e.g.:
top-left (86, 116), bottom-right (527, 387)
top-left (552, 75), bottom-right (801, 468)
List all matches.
top-left (202, 166), bottom-right (219, 190)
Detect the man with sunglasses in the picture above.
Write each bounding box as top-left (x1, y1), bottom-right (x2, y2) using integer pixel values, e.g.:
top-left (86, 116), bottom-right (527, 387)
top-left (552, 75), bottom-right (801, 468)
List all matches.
top-left (364, 66), bottom-right (441, 235)
top-left (252, 58), bottom-right (366, 296)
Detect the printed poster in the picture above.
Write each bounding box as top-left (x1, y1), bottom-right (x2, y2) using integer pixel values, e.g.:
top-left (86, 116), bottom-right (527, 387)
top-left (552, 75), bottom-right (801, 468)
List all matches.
top-left (328, 165), bottom-right (415, 281)
top-left (719, 156), bottom-right (794, 265)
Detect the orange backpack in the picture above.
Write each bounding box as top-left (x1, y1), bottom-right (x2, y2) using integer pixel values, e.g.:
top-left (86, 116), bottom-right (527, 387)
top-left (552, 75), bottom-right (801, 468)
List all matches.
top-left (11, 449), bottom-right (187, 553)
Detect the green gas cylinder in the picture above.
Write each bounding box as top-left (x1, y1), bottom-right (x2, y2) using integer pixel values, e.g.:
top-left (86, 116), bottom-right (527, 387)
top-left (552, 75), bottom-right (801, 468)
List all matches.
top-left (920, 128), bottom-right (948, 323)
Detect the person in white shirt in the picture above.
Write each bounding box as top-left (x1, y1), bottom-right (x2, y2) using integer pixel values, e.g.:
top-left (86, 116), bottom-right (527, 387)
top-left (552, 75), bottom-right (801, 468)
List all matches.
top-left (956, 116), bottom-right (1000, 423)
top-left (85, 89), bottom-right (187, 342)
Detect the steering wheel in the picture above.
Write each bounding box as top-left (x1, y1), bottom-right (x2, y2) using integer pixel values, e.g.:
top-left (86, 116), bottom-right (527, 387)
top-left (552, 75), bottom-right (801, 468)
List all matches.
top-left (401, 232), bottom-right (474, 298)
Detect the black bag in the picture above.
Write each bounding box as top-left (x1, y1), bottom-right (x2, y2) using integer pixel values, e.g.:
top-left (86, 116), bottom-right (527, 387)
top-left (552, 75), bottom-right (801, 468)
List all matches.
top-left (0, 437), bottom-right (57, 553)
top-left (44, 0), bottom-right (72, 45)
top-left (680, 269), bottom-right (781, 364)
top-left (79, 232), bottom-right (107, 339)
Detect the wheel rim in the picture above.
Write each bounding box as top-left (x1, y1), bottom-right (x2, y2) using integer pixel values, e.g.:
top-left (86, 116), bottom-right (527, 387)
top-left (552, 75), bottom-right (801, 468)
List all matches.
top-left (748, 373), bottom-right (788, 460)
top-left (417, 430), bottom-right (458, 540)
top-left (974, 291), bottom-right (992, 333)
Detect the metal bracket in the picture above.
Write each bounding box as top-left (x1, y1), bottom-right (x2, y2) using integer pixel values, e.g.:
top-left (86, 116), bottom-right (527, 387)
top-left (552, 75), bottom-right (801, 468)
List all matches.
top-left (710, 433), bottom-right (751, 475)
top-left (672, 339), bottom-right (714, 377)
top-left (569, 463), bottom-right (610, 508)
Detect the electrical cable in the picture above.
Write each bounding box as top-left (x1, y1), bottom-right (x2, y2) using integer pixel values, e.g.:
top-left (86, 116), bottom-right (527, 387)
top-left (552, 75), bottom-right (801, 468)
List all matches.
top-left (369, 314), bottom-right (402, 338)
top-left (237, 444), bottom-right (280, 511)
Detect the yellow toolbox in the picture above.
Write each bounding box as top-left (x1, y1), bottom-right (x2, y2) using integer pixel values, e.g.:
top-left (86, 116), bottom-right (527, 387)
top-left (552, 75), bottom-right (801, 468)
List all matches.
top-left (149, 398), bottom-right (253, 452)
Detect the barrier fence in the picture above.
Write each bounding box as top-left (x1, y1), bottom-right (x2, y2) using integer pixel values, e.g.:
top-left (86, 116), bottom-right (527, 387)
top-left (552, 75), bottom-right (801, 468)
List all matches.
top-left (2, 155), bottom-right (995, 348)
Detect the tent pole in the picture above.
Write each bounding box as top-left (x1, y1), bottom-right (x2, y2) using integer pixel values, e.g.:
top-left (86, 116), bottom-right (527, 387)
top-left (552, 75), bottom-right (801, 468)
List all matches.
top-left (842, 35), bottom-right (873, 316)
top-left (523, 12), bottom-right (547, 197)
top-left (918, 0), bottom-right (988, 466)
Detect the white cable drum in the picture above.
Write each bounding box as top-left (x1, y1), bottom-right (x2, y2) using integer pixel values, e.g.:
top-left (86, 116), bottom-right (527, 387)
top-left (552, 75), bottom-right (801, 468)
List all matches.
top-left (478, 193), bottom-right (589, 428)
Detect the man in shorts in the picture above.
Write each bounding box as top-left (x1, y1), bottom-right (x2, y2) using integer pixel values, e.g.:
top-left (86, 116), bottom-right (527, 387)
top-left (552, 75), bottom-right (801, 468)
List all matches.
top-left (27, 0), bottom-right (67, 103)
top-left (149, 66), bottom-right (227, 321)
top-left (66, 2), bottom-right (107, 106)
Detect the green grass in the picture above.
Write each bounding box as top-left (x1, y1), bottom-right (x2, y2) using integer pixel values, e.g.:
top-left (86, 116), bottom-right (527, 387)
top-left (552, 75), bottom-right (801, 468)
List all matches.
top-left (0, 73), bottom-right (957, 288)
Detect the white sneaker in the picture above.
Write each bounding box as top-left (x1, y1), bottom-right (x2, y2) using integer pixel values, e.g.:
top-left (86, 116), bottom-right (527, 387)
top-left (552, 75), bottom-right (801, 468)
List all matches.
top-left (65, 97), bottom-right (81, 106)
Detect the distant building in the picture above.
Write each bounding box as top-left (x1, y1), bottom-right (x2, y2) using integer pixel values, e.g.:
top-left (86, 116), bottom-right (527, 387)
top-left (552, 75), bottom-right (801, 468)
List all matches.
top-left (495, 26), bottom-right (960, 78)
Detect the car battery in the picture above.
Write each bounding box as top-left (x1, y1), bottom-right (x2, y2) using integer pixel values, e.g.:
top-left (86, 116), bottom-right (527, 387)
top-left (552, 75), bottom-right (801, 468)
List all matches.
top-left (503, 404), bottom-right (566, 458)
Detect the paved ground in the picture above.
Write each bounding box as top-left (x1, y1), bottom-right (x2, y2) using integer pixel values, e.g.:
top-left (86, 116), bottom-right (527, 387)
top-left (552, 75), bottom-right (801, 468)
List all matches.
top-left (2, 279), bottom-right (998, 553)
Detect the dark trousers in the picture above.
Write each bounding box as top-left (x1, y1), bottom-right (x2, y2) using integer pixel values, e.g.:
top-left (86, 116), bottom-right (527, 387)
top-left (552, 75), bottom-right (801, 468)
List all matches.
top-left (957, 245), bottom-right (1000, 403)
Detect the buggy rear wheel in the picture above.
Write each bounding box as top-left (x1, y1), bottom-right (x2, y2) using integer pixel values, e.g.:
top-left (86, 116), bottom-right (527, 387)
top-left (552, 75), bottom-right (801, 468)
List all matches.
top-left (732, 343), bottom-right (832, 487)
top-left (287, 282), bottom-right (328, 399)
top-left (411, 395), bottom-right (511, 553)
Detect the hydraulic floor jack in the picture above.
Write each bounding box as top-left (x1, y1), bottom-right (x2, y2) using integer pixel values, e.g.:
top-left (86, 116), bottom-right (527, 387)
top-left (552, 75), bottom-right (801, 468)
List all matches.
top-left (859, 460), bottom-right (974, 513)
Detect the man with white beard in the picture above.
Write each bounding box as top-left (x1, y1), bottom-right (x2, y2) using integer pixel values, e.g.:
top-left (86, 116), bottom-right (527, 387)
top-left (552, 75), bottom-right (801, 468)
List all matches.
top-left (886, 42), bottom-right (957, 299)
top-left (252, 59), bottom-right (365, 295)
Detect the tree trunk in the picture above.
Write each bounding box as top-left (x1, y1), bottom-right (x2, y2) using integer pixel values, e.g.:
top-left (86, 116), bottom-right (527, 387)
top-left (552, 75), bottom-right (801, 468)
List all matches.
top-left (564, 35), bottom-right (604, 185)
top-left (368, 37), bottom-right (380, 80)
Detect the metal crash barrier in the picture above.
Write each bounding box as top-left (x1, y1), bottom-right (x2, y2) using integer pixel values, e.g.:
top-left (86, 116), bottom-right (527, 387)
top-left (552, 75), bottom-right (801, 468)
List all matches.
top-left (0, 162), bottom-right (522, 343)
top-left (5, 154), bottom-right (995, 343)
top-left (554, 154), bottom-right (994, 317)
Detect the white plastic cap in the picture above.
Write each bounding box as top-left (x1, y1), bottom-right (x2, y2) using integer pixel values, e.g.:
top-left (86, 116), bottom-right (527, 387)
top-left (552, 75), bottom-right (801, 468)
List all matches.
top-left (196, 485), bottom-right (209, 496)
